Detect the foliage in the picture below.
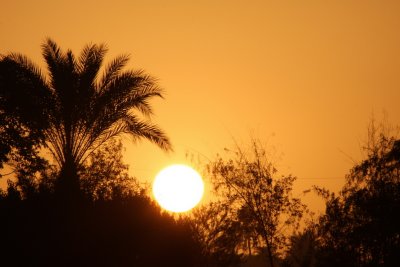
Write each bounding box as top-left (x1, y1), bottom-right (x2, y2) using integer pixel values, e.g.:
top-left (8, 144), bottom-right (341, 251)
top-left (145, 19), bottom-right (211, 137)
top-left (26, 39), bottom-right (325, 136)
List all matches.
top-left (190, 201), bottom-right (243, 267)
top-left (3, 138), bottom-right (140, 202)
top-left (0, 60), bottom-right (47, 173)
top-left (282, 227), bottom-right (318, 267)
top-left (0, 141), bottom-right (201, 266)
top-left (314, 122), bottom-right (400, 267)
top-left (196, 139), bottom-right (306, 267)
top-left (0, 39), bottom-right (171, 198)
top-left (80, 139), bottom-right (142, 201)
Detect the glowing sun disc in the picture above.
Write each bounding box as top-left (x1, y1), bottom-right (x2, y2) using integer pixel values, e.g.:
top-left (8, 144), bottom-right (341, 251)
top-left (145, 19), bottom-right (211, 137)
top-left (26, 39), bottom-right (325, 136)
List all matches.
top-left (153, 164), bottom-right (204, 212)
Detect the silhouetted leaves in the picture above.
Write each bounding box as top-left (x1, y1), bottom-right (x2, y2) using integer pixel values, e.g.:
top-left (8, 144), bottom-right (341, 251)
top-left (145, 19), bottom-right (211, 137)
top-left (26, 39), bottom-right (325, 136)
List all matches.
top-left (80, 139), bottom-right (141, 201)
top-left (313, 123), bottom-right (400, 267)
top-left (194, 139), bottom-right (306, 267)
top-left (191, 201), bottom-right (243, 266)
top-left (0, 39), bottom-right (171, 200)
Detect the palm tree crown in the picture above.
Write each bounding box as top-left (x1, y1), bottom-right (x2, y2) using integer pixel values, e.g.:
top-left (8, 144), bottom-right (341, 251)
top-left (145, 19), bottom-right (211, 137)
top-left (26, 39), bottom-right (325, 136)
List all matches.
top-left (0, 38), bottom-right (171, 196)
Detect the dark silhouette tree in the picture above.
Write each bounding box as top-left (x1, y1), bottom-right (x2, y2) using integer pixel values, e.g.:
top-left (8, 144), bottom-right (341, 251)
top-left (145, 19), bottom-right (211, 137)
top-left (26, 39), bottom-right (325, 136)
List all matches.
top-left (80, 139), bottom-right (142, 201)
top-left (314, 121), bottom-right (400, 267)
top-left (200, 139), bottom-right (306, 267)
top-left (0, 39), bottom-right (171, 199)
top-left (190, 201), bottom-right (243, 267)
top-left (0, 54), bottom-right (48, 175)
top-left (283, 228), bottom-right (318, 267)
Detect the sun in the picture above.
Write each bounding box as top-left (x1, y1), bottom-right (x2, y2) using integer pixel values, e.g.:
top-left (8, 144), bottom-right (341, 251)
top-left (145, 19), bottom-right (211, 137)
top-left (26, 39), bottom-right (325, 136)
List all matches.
top-left (153, 164), bottom-right (204, 213)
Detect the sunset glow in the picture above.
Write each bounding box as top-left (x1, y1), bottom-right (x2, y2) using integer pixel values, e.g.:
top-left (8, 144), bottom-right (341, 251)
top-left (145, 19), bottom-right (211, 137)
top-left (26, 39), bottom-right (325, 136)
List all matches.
top-left (1, 1), bottom-right (400, 266)
top-left (153, 164), bottom-right (204, 212)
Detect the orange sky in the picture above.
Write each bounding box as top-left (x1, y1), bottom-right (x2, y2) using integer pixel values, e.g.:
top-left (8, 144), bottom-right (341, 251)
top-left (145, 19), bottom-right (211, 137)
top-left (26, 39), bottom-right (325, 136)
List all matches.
top-left (1, 0), bottom-right (400, 212)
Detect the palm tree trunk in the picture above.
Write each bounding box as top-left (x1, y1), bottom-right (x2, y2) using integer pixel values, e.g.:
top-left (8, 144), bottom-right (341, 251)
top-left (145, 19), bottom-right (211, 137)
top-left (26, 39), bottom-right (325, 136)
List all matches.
top-left (57, 117), bottom-right (80, 201)
top-left (56, 120), bottom-right (81, 201)
top-left (56, 155), bottom-right (80, 202)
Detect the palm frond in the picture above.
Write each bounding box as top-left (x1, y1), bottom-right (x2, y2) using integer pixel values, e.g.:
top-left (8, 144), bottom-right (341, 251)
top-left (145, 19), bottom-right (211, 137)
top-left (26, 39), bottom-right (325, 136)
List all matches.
top-left (76, 122), bottom-right (127, 165)
top-left (98, 54), bottom-right (130, 91)
top-left (3, 53), bottom-right (47, 86)
top-left (123, 115), bottom-right (172, 151)
top-left (2, 39), bottom-right (172, 184)
top-left (77, 43), bottom-right (107, 88)
top-left (95, 71), bottom-right (163, 119)
top-left (129, 72), bottom-right (163, 99)
top-left (70, 44), bottom-right (108, 129)
top-left (0, 54), bottom-right (52, 130)
top-left (41, 38), bottom-right (63, 82)
top-left (125, 77), bottom-right (164, 117)
top-left (42, 38), bottom-right (76, 109)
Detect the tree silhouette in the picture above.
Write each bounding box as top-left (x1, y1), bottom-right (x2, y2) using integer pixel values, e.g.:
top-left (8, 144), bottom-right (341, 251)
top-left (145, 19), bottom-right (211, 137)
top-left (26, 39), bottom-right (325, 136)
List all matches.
top-left (80, 139), bottom-right (142, 201)
top-left (314, 121), bottom-right (400, 267)
top-left (190, 201), bottom-right (243, 266)
top-left (0, 39), bottom-right (171, 198)
top-left (0, 56), bottom-right (48, 174)
top-left (201, 139), bottom-right (306, 267)
top-left (283, 228), bottom-right (317, 267)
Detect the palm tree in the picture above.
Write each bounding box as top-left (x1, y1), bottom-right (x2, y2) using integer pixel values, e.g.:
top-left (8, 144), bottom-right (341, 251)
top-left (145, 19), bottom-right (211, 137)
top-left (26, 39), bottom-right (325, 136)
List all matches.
top-left (0, 38), bottom-right (172, 198)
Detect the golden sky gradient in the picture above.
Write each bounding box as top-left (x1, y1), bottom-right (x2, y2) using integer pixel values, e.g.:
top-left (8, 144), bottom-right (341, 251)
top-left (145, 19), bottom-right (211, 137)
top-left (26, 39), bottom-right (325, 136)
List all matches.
top-left (1, 0), bottom-right (400, 211)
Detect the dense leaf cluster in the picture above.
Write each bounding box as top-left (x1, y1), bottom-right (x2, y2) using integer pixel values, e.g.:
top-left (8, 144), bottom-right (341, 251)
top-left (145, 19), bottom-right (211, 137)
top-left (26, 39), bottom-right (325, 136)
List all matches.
top-left (313, 130), bottom-right (400, 267)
